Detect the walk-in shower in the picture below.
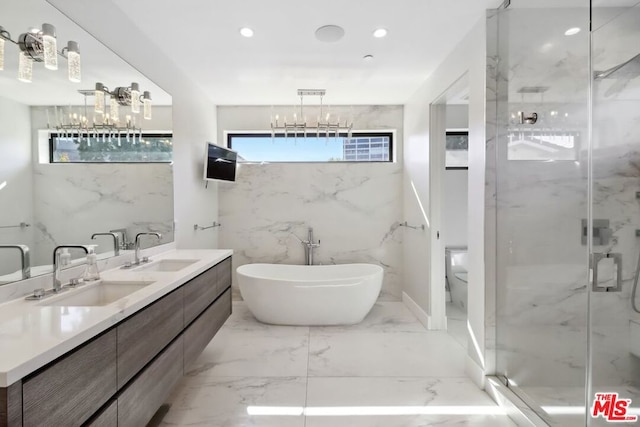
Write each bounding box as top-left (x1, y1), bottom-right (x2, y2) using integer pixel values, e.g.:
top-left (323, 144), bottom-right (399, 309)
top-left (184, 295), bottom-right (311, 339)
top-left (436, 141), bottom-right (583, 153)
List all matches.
top-left (594, 53), bottom-right (640, 80)
top-left (490, 2), bottom-right (640, 425)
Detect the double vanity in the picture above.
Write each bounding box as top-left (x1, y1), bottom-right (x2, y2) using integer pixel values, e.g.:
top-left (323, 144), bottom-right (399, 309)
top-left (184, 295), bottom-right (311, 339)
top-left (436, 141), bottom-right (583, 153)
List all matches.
top-left (0, 248), bottom-right (232, 427)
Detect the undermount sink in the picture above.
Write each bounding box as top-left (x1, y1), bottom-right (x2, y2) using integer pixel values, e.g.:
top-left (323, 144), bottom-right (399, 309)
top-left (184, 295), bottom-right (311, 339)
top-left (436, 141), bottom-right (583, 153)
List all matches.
top-left (133, 259), bottom-right (198, 272)
top-left (42, 280), bottom-right (155, 307)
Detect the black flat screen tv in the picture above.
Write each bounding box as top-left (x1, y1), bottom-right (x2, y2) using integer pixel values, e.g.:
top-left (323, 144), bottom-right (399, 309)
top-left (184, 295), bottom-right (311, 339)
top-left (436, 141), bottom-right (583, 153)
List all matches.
top-left (204, 142), bottom-right (237, 182)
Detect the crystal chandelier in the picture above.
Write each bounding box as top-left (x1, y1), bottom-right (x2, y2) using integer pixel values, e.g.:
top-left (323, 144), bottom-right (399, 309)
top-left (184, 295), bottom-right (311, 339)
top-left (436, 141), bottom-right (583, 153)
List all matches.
top-left (270, 89), bottom-right (353, 139)
top-left (45, 83), bottom-right (153, 145)
top-left (0, 23), bottom-right (81, 83)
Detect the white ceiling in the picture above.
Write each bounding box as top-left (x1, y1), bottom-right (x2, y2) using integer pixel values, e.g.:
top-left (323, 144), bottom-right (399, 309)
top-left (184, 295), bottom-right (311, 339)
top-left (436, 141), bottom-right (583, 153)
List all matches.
top-left (0, 0), bottom-right (171, 106)
top-left (87, 0), bottom-right (505, 106)
top-left (33, 0), bottom-right (639, 108)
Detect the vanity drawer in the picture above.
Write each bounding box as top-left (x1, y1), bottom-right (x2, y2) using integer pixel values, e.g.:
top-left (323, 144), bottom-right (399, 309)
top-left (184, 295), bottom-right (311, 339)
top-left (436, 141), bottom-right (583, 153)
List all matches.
top-left (85, 399), bottom-right (117, 427)
top-left (217, 256), bottom-right (232, 290)
top-left (117, 288), bottom-right (183, 388)
top-left (184, 256), bottom-right (231, 326)
top-left (0, 381), bottom-right (22, 427)
top-left (22, 330), bottom-right (117, 427)
top-left (117, 335), bottom-right (184, 427)
top-left (184, 288), bottom-right (232, 369)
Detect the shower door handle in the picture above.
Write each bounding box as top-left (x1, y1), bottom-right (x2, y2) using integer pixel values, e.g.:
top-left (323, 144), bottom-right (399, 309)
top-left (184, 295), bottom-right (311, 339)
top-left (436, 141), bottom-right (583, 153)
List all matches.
top-left (591, 252), bottom-right (623, 292)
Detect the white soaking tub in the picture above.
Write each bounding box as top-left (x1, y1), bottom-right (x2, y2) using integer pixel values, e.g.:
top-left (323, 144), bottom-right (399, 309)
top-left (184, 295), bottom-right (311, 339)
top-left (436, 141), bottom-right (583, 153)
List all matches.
top-left (236, 263), bottom-right (383, 326)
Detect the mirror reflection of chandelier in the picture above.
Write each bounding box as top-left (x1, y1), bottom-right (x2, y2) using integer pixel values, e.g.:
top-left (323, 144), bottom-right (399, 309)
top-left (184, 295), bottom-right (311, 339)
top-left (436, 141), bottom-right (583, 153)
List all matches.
top-left (270, 89), bottom-right (353, 139)
top-left (45, 82), bottom-right (154, 145)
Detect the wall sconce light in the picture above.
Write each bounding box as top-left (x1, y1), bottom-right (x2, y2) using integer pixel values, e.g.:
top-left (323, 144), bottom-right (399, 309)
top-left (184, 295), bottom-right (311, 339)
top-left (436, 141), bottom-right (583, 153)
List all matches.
top-left (18, 51), bottom-right (33, 83)
top-left (130, 82), bottom-right (140, 114)
top-left (0, 23), bottom-right (81, 83)
top-left (89, 82), bottom-right (152, 120)
top-left (64, 41), bottom-right (81, 83)
top-left (94, 82), bottom-right (106, 114)
top-left (142, 91), bottom-right (152, 120)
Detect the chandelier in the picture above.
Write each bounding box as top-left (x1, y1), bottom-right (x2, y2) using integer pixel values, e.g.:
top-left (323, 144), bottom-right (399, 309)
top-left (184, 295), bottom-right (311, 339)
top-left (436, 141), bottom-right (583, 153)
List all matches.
top-left (0, 23), bottom-right (81, 83)
top-left (45, 82), bottom-right (153, 145)
top-left (270, 89), bottom-right (353, 139)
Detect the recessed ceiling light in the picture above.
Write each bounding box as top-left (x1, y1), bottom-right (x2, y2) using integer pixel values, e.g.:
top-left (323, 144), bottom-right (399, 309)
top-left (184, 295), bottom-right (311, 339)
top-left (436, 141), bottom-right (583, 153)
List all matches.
top-left (240, 27), bottom-right (254, 38)
top-left (363, 54), bottom-right (374, 61)
top-left (564, 27), bottom-right (581, 36)
top-left (373, 28), bottom-right (388, 38)
top-left (315, 25), bottom-right (345, 43)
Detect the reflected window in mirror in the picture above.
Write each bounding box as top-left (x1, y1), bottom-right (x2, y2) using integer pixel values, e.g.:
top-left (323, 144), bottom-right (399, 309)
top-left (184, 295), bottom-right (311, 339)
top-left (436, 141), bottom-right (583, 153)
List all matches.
top-left (446, 131), bottom-right (468, 169)
top-left (50, 132), bottom-right (173, 163)
top-left (507, 130), bottom-right (580, 161)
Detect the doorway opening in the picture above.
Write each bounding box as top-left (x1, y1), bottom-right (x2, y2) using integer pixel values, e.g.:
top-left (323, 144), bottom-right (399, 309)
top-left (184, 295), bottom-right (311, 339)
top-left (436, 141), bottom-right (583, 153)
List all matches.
top-left (430, 75), bottom-right (470, 349)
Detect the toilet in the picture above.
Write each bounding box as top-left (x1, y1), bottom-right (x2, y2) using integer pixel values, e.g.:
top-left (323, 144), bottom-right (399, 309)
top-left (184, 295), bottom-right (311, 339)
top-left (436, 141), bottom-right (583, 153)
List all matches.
top-left (445, 247), bottom-right (468, 311)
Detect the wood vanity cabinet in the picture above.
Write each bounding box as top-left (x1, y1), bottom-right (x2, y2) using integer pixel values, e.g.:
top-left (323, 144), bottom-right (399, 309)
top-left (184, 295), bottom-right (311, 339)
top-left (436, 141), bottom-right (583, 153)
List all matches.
top-left (117, 335), bottom-right (184, 427)
top-left (184, 256), bottom-right (232, 326)
top-left (22, 330), bottom-right (117, 427)
top-left (0, 256), bottom-right (232, 427)
top-left (184, 288), bottom-right (231, 368)
top-left (85, 400), bottom-right (117, 427)
top-left (117, 287), bottom-right (184, 389)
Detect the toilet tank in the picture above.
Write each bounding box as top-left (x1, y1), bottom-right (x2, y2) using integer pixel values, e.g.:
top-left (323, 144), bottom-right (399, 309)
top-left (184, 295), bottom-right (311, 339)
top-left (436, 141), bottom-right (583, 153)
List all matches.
top-left (445, 247), bottom-right (468, 278)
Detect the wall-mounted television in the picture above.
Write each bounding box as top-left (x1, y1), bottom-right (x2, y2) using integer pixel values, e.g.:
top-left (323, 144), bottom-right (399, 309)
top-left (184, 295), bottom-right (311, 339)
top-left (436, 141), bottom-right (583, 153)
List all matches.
top-left (204, 142), bottom-right (237, 182)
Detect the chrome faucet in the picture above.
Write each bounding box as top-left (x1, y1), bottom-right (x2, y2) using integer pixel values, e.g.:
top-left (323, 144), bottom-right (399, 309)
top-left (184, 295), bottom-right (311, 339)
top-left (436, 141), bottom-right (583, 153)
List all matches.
top-left (91, 232), bottom-right (120, 256)
top-left (109, 228), bottom-right (134, 250)
top-left (0, 245), bottom-right (30, 280)
top-left (134, 232), bottom-right (162, 265)
top-left (302, 227), bottom-right (320, 266)
top-left (53, 245), bottom-right (88, 293)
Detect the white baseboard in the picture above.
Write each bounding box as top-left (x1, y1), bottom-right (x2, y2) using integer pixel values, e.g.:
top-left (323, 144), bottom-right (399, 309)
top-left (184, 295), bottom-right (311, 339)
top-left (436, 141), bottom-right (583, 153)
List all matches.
top-left (402, 292), bottom-right (432, 330)
top-left (465, 355), bottom-right (485, 389)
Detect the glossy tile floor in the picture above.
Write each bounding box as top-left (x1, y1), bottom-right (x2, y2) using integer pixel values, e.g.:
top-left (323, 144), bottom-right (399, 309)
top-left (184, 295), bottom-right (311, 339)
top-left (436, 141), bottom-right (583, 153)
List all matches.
top-left (160, 302), bottom-right (516, 426)
top-left (446, 301), bottom-right (468, 350)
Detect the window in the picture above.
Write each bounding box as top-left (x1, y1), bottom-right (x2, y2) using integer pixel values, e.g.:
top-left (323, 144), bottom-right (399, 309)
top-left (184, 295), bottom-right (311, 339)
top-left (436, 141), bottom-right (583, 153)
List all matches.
top-left (227, 132), bottom-right (393, 163)
top-left (446, 131), bottom-right (469, 169)
top-left (50, 133), bottom-right (173, 163)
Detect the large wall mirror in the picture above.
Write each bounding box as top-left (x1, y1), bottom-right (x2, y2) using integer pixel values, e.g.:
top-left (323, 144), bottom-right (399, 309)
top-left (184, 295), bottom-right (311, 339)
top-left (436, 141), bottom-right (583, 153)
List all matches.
top-left (0, 0), bottom-right (173, 285)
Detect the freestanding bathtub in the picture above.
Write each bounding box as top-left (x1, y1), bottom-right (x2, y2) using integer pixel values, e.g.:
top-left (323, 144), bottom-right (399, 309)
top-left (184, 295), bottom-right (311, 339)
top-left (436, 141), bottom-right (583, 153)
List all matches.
top-left (237, 263), bottom-right (383, 326)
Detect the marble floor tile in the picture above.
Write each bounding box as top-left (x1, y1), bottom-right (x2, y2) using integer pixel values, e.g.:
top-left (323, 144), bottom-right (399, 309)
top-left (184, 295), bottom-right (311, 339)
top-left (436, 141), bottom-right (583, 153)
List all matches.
top-left (304, 377), bottom-right (515, 427)
top-left (222, 302), bottom-right (310, 336)
top-left (304, 413), bottom-right (515, 426)
top-left (520, 385), bottom-right (640, 427)
top-left (310, 302), bottom-right (427, 335)
top-left (186, 329), bottom-right (310, 377)
top-left (447, 301), bottom-right (467, 321)
top-left (160, 376), bottom-right (306, 427)
top-left (447, 302), bottom-right (468, 350)
top-left (308, 331), bottom-right (467, 377)
top-left (160, 299), bottom-right (521, 426)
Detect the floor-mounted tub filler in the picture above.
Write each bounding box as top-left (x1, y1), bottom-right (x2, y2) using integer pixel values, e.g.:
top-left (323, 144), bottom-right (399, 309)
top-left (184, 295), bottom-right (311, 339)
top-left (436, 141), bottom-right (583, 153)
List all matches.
top-left (237, 263), bottom-right (383, 326)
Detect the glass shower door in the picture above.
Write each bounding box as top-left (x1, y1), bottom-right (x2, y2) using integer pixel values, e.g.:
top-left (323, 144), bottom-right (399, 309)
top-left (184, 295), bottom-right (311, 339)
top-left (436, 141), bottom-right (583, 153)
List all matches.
top-left (589, 4), bottom-right (640, 425)
top-left (493, 3), bottom-right (591, 426)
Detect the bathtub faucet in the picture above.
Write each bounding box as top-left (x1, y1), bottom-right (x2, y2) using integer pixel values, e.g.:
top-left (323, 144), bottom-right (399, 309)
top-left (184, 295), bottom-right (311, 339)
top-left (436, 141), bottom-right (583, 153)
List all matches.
top-left (301, 227), bottom-right (320, 265)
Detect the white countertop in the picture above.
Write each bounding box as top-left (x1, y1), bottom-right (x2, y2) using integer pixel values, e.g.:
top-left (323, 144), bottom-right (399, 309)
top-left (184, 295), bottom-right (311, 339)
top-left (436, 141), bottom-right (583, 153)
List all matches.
top-left (0, 249), bottom-right (232, 387)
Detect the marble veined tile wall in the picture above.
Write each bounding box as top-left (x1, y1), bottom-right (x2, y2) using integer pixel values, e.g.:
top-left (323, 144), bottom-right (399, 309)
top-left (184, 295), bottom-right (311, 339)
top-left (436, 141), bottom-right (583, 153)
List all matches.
top-left (218, 105), bottom-right (403, 302)
top-left (31, 163), bottom-right (173, 265)
top-left (219, 162), bottom-right (403, 301)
